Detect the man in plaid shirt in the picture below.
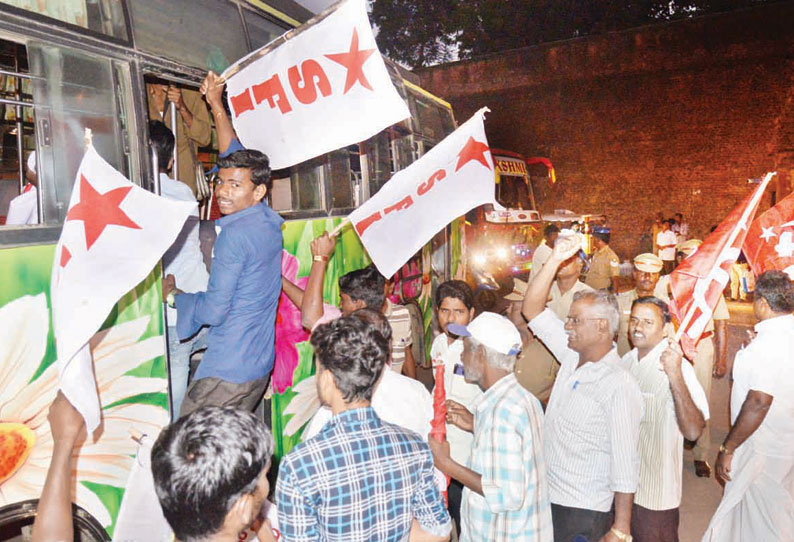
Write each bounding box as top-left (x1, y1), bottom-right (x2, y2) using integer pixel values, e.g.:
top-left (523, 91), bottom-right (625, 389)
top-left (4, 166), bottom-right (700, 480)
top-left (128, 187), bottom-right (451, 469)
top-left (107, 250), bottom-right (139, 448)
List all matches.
top-left (428, 312), bottom-right (553, 542)
top-left (276, 314), bottom-right (451, 542)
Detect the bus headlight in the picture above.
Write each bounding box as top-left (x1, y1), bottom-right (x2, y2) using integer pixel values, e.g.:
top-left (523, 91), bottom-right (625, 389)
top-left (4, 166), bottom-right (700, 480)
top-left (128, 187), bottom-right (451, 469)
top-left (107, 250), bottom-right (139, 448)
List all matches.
top-left (496, 247), bottom-right (509, 260)
top-left (473, 253), bottom-right (487, 267)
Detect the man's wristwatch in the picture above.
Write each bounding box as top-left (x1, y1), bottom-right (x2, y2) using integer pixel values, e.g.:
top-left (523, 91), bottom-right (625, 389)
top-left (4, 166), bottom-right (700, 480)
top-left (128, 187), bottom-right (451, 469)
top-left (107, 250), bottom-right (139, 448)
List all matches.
top-left (313, 255), bottom-right (328, 263)
top-left (719, 443), bottom-right (733, 455)
top-left (610, 527), bottom-right (632, 542)
top-left (166, 291), bottom-right (176, 308)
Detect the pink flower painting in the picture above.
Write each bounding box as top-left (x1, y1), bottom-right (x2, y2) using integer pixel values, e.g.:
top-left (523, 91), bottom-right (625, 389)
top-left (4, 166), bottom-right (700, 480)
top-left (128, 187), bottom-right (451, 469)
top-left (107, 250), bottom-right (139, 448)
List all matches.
top-left (273, 250), bottom-right (310, 393)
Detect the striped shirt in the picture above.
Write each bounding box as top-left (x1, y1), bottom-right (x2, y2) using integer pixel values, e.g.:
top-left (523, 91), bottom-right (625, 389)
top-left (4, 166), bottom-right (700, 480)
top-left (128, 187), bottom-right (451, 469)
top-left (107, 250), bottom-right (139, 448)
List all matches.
top-left (277, 407), bottom-right (451, 541)
top-left (461, 374), bottom-right (553, 542)
top-left (620, 340), bottom-right (709, 510)
top-left (384, 299), bottom-right (413, 374)
top-left (529, 308), bottom-right (643, 512)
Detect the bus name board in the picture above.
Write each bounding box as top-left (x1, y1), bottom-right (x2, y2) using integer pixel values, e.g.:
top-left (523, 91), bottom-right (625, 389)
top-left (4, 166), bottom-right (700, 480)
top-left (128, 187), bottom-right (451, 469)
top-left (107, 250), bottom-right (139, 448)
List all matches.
top-left (494, 157), bottom-right (527, 177)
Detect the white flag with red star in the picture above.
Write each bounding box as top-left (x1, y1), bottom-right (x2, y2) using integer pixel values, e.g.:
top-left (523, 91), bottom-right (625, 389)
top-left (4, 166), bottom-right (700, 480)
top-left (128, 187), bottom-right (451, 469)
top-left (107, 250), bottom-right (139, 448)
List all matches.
top-left (349, 108), bottom-right (498, 278)
top-left (223, 0), bottom-right (410, 169)
top-left (52, 144), bottom-right (194, 431)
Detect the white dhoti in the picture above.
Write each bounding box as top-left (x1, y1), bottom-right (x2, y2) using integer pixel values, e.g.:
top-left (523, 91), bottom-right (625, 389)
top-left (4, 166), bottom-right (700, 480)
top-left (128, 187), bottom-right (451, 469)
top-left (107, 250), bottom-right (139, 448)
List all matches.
top-left (702, 445), bottom-right (794, 542)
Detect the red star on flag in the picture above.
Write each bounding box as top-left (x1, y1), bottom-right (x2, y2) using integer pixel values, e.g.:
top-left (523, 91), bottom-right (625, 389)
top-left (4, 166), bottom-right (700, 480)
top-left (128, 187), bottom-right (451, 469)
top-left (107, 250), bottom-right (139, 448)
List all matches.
top-left (65, 174), bottom-right (141, 251)
top-left (325, 28), bottom-right (376, 94)
top-left (59, 245), bottom-right (72, 268)
top-left (455, 136), bottom-right (492, 172)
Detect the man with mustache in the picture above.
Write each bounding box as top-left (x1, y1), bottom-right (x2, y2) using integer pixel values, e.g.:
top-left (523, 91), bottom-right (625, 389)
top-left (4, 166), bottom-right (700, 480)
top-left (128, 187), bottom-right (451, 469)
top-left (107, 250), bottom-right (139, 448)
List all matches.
top-left (616, 254), bottom-right (666, 357)
top-left (522, 235), bottom-right (643, 542)
top-left (620, 297), bottom-right (708, 542)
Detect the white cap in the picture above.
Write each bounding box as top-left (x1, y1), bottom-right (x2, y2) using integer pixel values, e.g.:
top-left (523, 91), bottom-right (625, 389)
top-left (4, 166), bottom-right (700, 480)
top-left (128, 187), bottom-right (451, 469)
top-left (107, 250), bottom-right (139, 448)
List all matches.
top-left (447, 312), bottom-right (522, 356)
top-left (26, 151), bottom-right (36, 174)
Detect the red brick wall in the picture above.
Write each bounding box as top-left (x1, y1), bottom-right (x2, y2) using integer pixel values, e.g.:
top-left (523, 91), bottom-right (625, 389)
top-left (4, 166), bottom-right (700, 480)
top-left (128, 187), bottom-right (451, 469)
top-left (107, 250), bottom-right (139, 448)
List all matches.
top-left (417, 2), bottom-right (794, 260)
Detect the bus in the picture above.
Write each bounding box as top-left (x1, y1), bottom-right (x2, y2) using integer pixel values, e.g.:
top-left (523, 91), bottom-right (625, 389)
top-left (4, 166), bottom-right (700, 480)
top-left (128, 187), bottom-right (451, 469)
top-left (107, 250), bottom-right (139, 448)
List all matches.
top-left (465, 149), bottom-right (544, 293)
top-left (0, 1), bottom-right (460, 539)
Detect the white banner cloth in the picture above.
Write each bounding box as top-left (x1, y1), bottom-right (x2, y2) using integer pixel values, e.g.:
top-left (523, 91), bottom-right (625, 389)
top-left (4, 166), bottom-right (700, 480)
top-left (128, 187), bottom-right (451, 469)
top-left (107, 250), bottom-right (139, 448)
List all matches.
top-left (224, 0), bottom-right (409, 169)
top-left (349, 108), bottom-right (497, 278)
top-left (52, 145), bottom-right (194, 431)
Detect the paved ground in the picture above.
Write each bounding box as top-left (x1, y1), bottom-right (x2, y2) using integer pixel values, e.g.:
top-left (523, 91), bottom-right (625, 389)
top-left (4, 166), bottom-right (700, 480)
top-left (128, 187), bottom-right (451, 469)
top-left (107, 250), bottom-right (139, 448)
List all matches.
top-left (679, 299), bottom-right (754, 541)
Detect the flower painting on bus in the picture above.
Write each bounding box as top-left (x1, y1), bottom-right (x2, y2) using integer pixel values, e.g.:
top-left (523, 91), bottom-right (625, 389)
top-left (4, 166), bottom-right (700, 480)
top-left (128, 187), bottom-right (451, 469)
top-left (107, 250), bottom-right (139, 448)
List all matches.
top-left (0, 244), bottom-right (169, 538)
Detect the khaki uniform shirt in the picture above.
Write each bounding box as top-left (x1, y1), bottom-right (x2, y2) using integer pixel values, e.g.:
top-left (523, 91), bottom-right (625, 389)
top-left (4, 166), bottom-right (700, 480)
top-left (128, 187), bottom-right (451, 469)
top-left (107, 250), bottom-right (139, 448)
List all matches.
top-left (147, 86), bottom-right (211, 197)
top-left (585, 245), bottom-right (620, 290)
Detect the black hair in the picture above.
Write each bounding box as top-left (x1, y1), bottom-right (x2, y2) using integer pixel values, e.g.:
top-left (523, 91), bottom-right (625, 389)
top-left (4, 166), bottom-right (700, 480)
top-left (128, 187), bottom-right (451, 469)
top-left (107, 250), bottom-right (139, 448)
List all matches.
top-left (351, 307), bottom-right (393, 343)
top-left (338, 265), bottom-right (386, 310)
top-left (544, 224), bottom-right (560, 237)
top-left (755, 270), bottom-right (794, 313)
top-left (311, 315), bottom-right (389, 402)
top-left (594, 231), bottom-right (611, 244)
top-left (151, 407), bottom-right (273, 542)
top-left (149, 120), bottom-right (175, 172)
top-left (217, 149), bottom-right (272, 191)
top-left (632, 296), bottom-right (672, 323)
top-left (435, 279), bottom-right (474, 310)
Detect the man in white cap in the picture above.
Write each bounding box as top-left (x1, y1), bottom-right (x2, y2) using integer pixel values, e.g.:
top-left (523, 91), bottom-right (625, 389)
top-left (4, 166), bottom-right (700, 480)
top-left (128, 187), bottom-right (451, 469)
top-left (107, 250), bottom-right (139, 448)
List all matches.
top-left (505, 239), bottom-right (592, 403)
top-left (428, 312), bottom-right (552, 542)
top-left (620, 296), bottom-right (708, 542)
top-left (616, 253), bottom-right (666, 357)
top-left (522, 234), bottom-right (643, 542)
top-left (5, 150), bottom-right (38, 225)
top-left (658, 238), bottom-right (729, 478)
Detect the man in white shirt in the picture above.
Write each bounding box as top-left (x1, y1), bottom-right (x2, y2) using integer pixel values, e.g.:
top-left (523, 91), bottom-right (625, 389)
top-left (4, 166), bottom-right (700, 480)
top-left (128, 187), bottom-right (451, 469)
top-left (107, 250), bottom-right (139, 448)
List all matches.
top-left (429, 280), bottom-right (480, 534)
top-left (150, 121), bottom-right (210, 418)
top-left (705, 271), bottom-right (794, 542)
top-left (529, 224), bottom-right (559, 281)
top-left (620, 296), bottom-right (708, 542)
top-left (5, 150), bottom-right (38, 225)
top-left (522, 235), bottom-right (643, 542)
top-left (671, 213), bottom-right (689, 243)
top-left (656, 220), bottom-right (677, 275)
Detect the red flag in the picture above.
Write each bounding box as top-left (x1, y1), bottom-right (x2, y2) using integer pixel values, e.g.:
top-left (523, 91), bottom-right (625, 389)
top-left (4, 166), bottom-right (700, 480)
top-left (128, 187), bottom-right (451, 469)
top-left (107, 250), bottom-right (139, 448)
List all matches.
top-left (669, 173), bottom-right (774, 358)
top-left (743, 191), bottom-right (794, 280)
top-left (430, 363), bottom-right (450, 505)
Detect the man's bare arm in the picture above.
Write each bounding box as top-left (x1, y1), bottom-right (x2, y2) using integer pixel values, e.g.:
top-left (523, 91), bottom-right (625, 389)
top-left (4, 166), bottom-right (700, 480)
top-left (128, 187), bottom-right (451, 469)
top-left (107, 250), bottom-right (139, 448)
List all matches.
top-left (716, 390), bottom-right (773, 484)
top-left (32, 393), bottom-right (85, 542)
top-left (661, 342), bottom-right (706, 441)
top-left (522, 235), bottom-right (581, 322)
top-left (301, 233), bottom-right (336, 329)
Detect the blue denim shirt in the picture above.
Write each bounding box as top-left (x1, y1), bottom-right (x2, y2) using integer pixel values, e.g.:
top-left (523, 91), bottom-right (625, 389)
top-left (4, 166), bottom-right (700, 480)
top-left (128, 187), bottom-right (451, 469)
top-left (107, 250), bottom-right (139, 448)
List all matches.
top-left (175, 200), bottom-right (283, 383)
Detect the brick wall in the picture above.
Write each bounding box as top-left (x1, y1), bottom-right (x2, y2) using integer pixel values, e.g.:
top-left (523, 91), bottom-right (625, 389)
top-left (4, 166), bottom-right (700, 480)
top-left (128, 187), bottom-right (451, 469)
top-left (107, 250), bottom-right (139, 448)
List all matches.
top-left (417, 1), bottom-right (794, 259)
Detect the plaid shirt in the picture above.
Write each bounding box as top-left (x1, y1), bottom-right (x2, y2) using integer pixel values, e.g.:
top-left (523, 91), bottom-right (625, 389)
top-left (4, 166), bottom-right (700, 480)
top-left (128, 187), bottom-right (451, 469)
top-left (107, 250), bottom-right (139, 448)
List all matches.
top-left (276, 407), bottom-right (451, 542)
top-left (461, 374), bottom-right (553, 542)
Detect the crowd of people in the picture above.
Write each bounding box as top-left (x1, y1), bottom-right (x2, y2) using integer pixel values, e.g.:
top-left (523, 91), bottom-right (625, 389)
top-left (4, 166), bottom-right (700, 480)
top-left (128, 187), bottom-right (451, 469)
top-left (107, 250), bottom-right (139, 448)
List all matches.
top-left (29, 71), bottom-right (794, 542)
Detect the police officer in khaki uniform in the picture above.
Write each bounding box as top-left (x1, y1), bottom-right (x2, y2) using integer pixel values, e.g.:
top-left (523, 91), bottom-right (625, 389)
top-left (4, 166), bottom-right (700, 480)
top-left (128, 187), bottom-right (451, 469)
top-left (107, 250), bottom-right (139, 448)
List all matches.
top-left (616, 253), bottom-right (666, 356)
top-left (657, 239), bottom-right (729, 478)
top-left (505, 245), bottom-right (593, 404)
top-left (585, 227), bottom-right (621, 291)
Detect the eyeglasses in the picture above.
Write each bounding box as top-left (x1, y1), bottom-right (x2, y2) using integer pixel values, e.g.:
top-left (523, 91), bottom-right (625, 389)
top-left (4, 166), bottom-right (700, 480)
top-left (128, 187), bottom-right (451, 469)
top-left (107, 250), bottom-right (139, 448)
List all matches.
top-left (565, 316), bottom-right (605, 326)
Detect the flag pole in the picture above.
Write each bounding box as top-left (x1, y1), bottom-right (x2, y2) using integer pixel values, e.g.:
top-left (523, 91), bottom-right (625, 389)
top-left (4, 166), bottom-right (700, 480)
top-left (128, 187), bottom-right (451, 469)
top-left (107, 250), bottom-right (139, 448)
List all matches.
top-left (84, 128), bottom-right (93, 149)
top-left (673, 171), bottom-right (775, 342)
top-left (329, 216), bottom-right (351, 237)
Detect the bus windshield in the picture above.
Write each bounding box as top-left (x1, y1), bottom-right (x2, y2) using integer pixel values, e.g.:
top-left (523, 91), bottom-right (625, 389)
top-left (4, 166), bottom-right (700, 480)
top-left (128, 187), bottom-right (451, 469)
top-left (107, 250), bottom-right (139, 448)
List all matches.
top-left (496, 174), bottom-right (532, 210)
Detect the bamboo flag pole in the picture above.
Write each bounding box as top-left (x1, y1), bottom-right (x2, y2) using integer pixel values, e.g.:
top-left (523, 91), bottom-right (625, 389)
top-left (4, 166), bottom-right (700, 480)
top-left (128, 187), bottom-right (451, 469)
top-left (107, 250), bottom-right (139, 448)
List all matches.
top-left (84, 127), bottom-right (93, 149)
top-left (673, 171), bottom-right (776, 343)
top-left (219, 0), bottom-right (347, 83)
top-left (329, 216), bottom-right (351, 237)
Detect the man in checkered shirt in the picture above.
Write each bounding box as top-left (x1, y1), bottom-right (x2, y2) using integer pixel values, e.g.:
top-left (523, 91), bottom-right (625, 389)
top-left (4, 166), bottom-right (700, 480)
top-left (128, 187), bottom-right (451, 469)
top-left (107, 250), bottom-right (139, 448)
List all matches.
top-left (428, 312), bottom-right (553, 542)
top-left (276, 315), bottom-right (451, 542)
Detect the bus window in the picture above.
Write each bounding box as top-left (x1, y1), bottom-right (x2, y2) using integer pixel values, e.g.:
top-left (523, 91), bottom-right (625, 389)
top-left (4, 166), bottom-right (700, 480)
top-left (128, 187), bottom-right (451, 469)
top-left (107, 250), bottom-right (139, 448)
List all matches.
top-left (361, 131), bottom-right (391, 196)
top-left (289, 156), bottom-right (324, 211)
top-left (26, 40), bottom-right (135, 223)
top-left (129, 0), bottom-right (248, 73)
top-left (0, 0), bottom-right (128, 40)
top-left (243, 9), bottom-right (289, 50)
top-left (0, 39), bottom-right (36, 226)
top-left (408, 91), bottom-right (454, 141)
top-left (390, 134), bottom-right (414, 173)
top-left (497, 175), bottom-right (532, 210)
top-left (327, 149), bottom-right (354, 211)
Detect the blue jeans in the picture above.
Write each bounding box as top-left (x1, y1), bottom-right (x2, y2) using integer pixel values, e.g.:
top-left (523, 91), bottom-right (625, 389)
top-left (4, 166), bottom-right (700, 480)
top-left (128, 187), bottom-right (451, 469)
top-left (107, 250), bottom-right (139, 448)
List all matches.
top-left (166, 326), bottom-right (208, 420)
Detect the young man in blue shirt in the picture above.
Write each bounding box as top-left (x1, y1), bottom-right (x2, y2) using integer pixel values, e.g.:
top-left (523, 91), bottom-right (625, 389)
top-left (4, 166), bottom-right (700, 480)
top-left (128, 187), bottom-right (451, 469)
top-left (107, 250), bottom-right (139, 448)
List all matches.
top-left (162, 148), bottom-right (283, 417)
